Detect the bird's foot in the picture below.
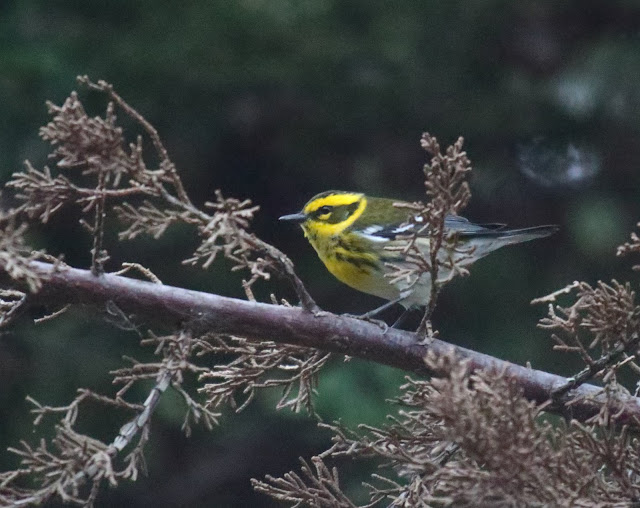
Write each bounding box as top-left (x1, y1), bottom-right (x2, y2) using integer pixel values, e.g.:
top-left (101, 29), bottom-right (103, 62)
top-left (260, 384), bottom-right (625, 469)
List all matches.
top-left (415, 319), bottom-right (438, 344)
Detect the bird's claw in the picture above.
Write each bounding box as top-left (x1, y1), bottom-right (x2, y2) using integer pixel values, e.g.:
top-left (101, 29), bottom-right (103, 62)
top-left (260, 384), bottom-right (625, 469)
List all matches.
top-left (414, 320), bottom-right (438, 344)
top-left (416, 334), bottom-right (435, 345)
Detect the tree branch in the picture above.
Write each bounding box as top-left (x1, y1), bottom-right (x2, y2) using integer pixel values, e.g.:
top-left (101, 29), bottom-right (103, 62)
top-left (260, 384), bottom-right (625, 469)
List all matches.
top-left (9, 261), bottom-right (640, 428)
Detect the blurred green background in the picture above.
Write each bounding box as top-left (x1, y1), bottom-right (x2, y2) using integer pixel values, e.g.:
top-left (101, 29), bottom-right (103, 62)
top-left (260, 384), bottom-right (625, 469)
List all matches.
top-left (1, 1), bottom-right (640, 506)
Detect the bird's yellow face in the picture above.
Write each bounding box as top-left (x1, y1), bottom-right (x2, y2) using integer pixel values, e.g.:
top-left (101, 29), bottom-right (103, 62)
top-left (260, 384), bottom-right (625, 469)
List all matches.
top-left (280, 191), bottom-right (368, 246)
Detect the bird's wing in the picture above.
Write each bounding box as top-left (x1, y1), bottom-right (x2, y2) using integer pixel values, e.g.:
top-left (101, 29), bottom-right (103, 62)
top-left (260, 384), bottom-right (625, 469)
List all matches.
top-left (444, 216), bottom-right (507, 237)
top-left (353, 214), bottom-right (506, 241)
top-left (352, 221), bottom-right (420, 241)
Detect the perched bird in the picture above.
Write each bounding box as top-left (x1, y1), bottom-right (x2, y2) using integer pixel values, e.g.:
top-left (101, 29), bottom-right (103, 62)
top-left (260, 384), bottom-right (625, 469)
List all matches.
top-left (280, 190), bottom-right (557, 312)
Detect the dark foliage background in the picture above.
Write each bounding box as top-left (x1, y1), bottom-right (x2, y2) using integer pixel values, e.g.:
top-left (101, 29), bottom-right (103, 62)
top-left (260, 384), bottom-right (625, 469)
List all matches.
top-left (1, 1), bottom-right (640, 506)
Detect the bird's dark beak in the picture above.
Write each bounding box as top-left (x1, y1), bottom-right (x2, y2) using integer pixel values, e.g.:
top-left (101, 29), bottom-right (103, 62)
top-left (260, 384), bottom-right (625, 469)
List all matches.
top-left (279, 212), bottom-right (307, 224)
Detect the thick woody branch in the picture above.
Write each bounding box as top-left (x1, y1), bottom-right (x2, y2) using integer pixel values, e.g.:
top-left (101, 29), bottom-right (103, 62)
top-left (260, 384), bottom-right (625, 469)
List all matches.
top-left (9, 261), bottom-right (640, 428)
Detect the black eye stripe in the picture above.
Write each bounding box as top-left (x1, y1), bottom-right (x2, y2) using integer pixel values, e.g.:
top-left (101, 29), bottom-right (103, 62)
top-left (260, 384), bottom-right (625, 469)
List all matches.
top-left (311, 201), bottom-right (360, 223)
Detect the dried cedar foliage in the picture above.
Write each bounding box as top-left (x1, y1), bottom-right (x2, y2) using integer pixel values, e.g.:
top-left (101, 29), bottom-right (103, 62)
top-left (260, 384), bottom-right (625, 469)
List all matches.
top-left (0, 78), bottom-right (326, 506)
top-left (1, 77), bottom-right (640, 507)
top-left (255, 218), bottom-right (640, 507)
top-left (385, 134), bottom-right (473, 334)
top-left (618, 223), bottom-right (640, 271)
top-left (256, 358), bottom-right (640, 507)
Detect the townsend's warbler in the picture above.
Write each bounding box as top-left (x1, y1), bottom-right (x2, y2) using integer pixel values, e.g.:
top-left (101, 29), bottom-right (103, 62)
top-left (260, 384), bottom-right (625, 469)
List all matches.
top-left (280, 191), bottom-right (557, 310)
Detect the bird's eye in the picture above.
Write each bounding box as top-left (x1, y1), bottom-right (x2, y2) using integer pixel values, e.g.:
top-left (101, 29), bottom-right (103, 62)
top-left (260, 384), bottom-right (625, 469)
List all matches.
top-left (317, 206), bottom-right (332, 215)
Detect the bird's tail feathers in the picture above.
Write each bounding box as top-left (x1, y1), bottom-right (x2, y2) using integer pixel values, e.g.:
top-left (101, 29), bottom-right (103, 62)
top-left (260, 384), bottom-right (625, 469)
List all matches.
top-left (495, 225), bottom-right (559, 245)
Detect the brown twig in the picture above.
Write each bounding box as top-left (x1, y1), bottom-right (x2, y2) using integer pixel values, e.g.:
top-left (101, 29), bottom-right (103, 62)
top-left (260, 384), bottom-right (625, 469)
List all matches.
top-left (77, 76), bottom-right (192, 206)
top-left (551, 332), bottom-right (640, 401)
top-left (75, 76), bottom-right (318, 312)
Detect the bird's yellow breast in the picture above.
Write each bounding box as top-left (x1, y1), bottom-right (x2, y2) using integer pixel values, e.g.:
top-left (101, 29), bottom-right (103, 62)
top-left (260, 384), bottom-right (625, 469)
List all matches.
top-left (307, 233), bottom-right (399, 301)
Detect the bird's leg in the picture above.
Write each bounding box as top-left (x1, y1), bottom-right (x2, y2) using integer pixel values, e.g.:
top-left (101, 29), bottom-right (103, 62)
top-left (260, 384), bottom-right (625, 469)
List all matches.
top-left (342, 297), bottom-right (405, 332)
top-left (358, 297), bottom-right (404, 319)
top-left (391, 306), bottom-right (421, 330)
